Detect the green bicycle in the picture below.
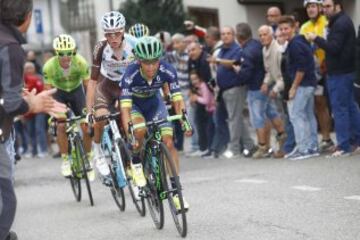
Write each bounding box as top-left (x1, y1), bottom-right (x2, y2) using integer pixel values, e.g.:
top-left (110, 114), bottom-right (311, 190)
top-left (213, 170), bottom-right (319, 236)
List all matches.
top-left (129, 111), bottom-right (191, 237)
top-left (50, 110), bottom-right (94, 206)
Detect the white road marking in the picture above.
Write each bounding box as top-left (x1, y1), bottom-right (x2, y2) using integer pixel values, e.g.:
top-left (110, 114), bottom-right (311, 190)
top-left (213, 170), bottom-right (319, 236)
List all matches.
top-left (344, 195), bottom-right (360, 201)
top-left (291, 185), bottom-right (321, 192)
top-left (235, 179), bottom-right (268, 184)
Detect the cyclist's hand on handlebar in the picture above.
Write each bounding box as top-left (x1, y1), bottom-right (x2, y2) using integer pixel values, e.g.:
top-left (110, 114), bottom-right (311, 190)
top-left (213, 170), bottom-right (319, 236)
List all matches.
top-left (181, 120), bottom-right (192, 137)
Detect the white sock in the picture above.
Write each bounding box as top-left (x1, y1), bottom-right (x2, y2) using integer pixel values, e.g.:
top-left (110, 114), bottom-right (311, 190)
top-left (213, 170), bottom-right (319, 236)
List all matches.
top-left (93, 143), bottom-right (102, 155)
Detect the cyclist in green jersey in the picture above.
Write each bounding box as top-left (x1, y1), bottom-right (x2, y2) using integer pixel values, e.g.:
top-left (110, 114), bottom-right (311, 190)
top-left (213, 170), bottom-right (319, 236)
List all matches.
top-left (43, 34), bottom-right (93, 177)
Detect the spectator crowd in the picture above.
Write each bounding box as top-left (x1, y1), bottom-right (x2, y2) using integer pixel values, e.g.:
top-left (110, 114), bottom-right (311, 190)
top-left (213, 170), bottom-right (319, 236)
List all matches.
top-left (11, 0), bottom-right (360, 162)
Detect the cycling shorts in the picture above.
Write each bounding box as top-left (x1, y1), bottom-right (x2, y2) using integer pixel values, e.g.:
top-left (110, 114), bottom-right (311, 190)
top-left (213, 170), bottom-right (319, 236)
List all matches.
top-left (131, 93), bottom-right (173, 136)
top-left (94, 76), bottom-right (121, 110)
top-left (54, 85), bottom-right (85, 116)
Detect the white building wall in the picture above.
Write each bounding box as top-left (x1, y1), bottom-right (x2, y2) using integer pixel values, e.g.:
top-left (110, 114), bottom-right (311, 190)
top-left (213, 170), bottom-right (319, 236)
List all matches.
top-left (183, 0), bottom-right (248, 28)
top-left (26, 0), bottom-right (64, 48)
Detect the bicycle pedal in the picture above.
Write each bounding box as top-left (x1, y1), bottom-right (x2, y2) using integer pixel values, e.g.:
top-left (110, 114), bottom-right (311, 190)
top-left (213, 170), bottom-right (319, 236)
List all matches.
top-left (139, 189), bottom-right (147, 198)
top-left (176, 208), bottom-right (189, 215)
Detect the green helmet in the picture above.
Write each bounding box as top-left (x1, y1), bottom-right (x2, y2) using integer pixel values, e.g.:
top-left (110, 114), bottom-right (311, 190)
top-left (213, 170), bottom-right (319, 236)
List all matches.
top-left (134, 36), bottom-right (163, 60)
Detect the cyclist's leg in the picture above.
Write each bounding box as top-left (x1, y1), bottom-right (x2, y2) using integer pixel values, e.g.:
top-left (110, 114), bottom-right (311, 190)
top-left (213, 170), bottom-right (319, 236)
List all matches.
top-left (68, 85), bottom-right (92, 153)
top-left (54, 89), bottom-right (68, 156)
top-left (92, 81), bottom-right (111, 176)
top-left (53, 89), bottom-right (71, 176)
top-left (129, 106), bottom-right (147, 187)
top-left (93, 79), bottom-right (119, 145)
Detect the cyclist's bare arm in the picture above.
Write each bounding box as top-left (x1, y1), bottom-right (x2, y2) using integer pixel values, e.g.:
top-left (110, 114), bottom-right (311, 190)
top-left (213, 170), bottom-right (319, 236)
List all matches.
top-left (120, 106), bottom-right (132, 138)
top-left (82, 78), bottom-right (90, 92)
top-left (86, 79), bottom-right (97, 113)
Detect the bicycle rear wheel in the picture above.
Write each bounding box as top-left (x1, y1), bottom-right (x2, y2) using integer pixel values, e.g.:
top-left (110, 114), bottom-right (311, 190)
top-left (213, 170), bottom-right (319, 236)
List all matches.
top-left (75, 136), bottom-right (94, 206)
top-left (144, 155), bottom-right (164, 229)
top-left (69, 176), bottom-right (81, 202)
top-left (120, 140), bottom-right (146, 216)
top-left (159, 142), bottom-right (187, 237)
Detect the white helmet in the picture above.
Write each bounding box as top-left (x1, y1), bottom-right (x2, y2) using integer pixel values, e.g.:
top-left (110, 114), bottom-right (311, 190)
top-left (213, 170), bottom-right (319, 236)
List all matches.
top-left (304, 0), bottom-right (323, 7)
top-left (101, 11), bottom-right (126, 33)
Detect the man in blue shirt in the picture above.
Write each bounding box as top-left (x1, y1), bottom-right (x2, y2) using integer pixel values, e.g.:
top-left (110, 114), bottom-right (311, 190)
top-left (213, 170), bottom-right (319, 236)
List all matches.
top-left (279, 16), bottom-right (319, 160)
top-left (215, 26), bottom-right (254, 158)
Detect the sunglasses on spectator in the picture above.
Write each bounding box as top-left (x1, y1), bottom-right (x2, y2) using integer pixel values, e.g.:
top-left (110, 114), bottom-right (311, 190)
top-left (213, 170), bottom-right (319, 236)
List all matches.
top-left (57, 51), bottom-right (75, 57)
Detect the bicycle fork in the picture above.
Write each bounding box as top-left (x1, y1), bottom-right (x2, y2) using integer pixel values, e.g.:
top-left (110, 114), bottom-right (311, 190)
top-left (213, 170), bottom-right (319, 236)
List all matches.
top-left (109, 120), bottom-right (127, 188)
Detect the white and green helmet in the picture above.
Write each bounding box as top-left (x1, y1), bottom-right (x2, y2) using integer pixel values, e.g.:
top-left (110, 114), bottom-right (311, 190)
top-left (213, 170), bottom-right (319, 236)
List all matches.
top-left (128, 23), bottom-right (150, 38)
top-left (134, 36), bottom-right (163, 60)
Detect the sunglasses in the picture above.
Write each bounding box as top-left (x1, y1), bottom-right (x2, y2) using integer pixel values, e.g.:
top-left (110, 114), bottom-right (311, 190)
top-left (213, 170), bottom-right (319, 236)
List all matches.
top-left (57, 51), bottom-right (75, 57)
top-left (105, 31), bottom-right (123, 39)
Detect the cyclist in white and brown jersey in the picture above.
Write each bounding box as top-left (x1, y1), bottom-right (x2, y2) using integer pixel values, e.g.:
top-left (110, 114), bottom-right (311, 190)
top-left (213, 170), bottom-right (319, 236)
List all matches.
top-left (86, 11), bottom-right (136, 180)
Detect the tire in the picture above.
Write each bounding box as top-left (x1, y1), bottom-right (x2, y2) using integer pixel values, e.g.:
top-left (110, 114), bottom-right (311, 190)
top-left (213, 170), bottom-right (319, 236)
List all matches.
top-left (120, 139), bottom-right (146, 216)
top-left (69, 176), bottom-right (81, 202)
top-left (75, 136), bottom-right (94, 206)
top-left (159, 142), bottom-right (187, 237)
top-left (144, 148), bottom-right (164, 229)
top-left (106, 144), bottom-right (125, 211)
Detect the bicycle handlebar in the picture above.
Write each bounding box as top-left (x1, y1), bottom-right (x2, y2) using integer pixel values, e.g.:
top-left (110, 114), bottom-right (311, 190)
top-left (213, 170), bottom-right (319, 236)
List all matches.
top-left (128, 110), bottom-right (192, 139)
top-left (94, 112), bottom-right (121, 122)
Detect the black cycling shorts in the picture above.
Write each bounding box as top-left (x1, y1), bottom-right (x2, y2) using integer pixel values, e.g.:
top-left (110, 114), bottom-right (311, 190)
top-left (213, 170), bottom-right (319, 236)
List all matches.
top-left (53, 85), bottom-right (86, 116)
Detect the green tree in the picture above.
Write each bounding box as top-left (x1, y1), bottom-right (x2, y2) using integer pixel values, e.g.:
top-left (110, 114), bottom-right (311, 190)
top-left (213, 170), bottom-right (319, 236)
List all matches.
top-left (119, 0), bottom-right (187, 35)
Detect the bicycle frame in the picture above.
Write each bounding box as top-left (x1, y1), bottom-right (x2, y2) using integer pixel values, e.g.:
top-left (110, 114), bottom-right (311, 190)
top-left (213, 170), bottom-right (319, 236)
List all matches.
top-left (142, 126), bottom-right (167, 199)
top-left (66, 118), bottom-right (85, 178)
top-left (101, 116), bottom-right (127, 188)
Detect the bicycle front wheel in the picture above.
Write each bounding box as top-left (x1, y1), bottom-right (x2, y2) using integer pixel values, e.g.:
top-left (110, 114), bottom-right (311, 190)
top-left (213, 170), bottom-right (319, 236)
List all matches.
top-left (120, 139), bottom-right (146, 216)
top-left (106, 145), bottom-right (126, 211)
top-left (75, 136), bottom-right (94, 206)
top-left (144, 153), bottom-right (164, 229)
top-left (69, 176), bottom-right (81, 202)
top-left (159, 142), bottom-right (187, 237)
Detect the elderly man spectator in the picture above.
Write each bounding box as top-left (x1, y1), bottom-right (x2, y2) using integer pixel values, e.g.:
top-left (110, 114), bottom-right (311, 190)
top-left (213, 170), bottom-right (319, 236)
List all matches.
top-left (307, 0), bottom-right (360, 157)
top-left (232, 23), bottom-right (284, 159)
top-left (216, 26), bottom-right (254, 158)
top-left (258, 25), bottom-right (288, 158)
top-left (279, 16), bottom-right (319, 160)
top-left (188, 42), bottom-right (212, 84)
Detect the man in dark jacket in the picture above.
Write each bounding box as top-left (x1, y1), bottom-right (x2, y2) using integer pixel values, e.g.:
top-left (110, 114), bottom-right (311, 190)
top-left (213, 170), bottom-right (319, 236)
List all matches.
top-left (0, 1), bottom-right (65, 239)
top-left (279, 15), bottom-right (319, 160)
top-left (307, 0), bottom-right (360, 157)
